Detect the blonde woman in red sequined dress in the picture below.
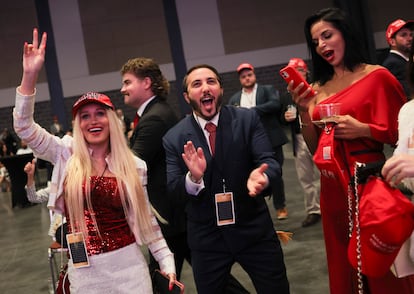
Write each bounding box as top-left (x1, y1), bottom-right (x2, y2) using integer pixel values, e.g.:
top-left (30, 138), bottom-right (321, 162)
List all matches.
top-left (13, 29), bottom-right (176, 293)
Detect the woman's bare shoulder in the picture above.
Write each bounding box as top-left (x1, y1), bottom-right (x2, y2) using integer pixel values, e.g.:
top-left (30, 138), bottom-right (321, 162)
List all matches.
top-left (362, 63), bottom-right (385, 74)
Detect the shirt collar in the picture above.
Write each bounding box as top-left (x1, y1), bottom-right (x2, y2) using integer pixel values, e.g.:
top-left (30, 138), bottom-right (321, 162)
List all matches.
top-left (390, 50), bottom-right (409, 61)
top-left (192, 112), bottom-right (220, 130)
top-left (137, 95), bottom-right (156, 117)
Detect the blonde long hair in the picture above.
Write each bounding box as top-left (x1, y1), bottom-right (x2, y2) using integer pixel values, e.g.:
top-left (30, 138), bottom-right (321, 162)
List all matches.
top-left (64, 108), bottom-right (155, 243)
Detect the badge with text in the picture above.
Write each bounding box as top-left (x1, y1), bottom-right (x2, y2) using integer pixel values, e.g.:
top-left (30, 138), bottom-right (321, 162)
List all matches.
top-left (66, 232), bottom-right (90, 268)
top-left (215, 192), bottom-right (235, 226)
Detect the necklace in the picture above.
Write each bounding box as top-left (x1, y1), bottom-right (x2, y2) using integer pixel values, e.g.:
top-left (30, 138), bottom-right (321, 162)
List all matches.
top-left (100, 164), bottom-right (107, 177)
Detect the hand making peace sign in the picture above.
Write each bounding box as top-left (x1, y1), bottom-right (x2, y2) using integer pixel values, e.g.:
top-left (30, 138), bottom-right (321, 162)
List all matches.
top-left (20, 28), bottom-right (47, 95)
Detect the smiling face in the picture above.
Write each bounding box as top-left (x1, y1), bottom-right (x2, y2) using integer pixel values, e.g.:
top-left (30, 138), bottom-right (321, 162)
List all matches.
top-left (121, 72), bottom-right (151, 108)
top-left (78, 103), bottom-right (110, 148)
top-left (183, 67), bottom-right (223, 120)
top-left (311, 20), bottom-right (346, 68)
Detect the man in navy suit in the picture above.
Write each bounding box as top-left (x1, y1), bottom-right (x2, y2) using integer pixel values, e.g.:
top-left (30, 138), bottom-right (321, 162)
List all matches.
top-left (383, 19), bottom-right (414, 98)
top-left (229, 63), bottom-right (289, 220)
top-left (163, 64), bottom-right (289, 294)
top-left (122, 59), bottom-right (249, 293)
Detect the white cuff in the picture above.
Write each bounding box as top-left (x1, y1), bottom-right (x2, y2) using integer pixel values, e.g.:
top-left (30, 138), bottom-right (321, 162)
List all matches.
top-left (185, 172), bottom-right (204, 195)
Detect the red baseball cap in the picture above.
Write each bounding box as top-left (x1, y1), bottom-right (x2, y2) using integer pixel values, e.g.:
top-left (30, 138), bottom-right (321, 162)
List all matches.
top-left (237, 63), bottom-right (254, 74)
top-left (72, 92), bottom-right (114, 118)
top-left (386, 19), bottom-right (414, 45)
top-left (347, 177), bottom-right (414, 277)
top-left (287, 58), bottom-right (308, 72)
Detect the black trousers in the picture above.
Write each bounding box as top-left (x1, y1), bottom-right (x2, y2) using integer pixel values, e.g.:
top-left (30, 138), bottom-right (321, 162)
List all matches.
top-left (191, 229), bottom-right (290, 294)
top-left (149, 231), bottom-right (250, 293)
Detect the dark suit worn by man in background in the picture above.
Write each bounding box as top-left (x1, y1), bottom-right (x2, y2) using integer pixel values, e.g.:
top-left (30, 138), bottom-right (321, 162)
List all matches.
top-left (228, 63), bottom-right (289, 220)
top-left (163, 64), bottom-right (289, 294)
top-left (120, 57), bottom-right (185, 275)
top-left (382, 19), bottom-right (414, 98)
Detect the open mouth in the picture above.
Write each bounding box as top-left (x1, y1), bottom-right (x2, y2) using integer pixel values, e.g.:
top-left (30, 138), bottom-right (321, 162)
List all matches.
top-left (322, 50), bottom-right (334, 61)
top-left (201, 96), bottom-right (214, 106)
top-left (89, 127), bottom-right (102, 133)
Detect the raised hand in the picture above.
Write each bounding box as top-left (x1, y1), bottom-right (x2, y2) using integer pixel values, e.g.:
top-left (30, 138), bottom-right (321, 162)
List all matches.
top-left (23, 159), bottom-right (36, 186)
top-left (247, 163), bottom-right (269, 197)
top-left (181, 141), bottom-right (206, 182)
top-left (23, 159), bottom-right (36, 177)
top-left (23, 28), bottom-right (47, 73)
top-left (287, 80), bottom-right (315, 113)
top-left (20, 28), bottom-right (47, 95)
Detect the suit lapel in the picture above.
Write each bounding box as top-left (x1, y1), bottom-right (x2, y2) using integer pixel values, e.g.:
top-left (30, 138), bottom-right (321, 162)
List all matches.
top-left (142, 96), bottom-right (158, 117)
top-left (236, 92), bottom-right (242, 105)
top-left (216, 107), bottom-right (233, 162)
top-left (255, 85), bottom-right (264, 104)
top-left (130, 96), bottom-right (159, 144)
top-left (188, 115), bottom-right (211, 159)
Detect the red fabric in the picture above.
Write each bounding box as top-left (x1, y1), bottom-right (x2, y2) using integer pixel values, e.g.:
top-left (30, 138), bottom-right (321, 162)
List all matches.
top-left (133, 113), bottom-right (140, 128)
top-left (313, 125), bottom-right (350, 188)
top-left (205, 122), bottom-right (216, 156)
top-left (312, 68), bottom-right (414, 293)
top-left (348, 177), bottom-right (414, 277)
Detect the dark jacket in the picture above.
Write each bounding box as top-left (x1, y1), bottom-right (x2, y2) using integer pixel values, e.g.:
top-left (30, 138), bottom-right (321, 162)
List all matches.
top-left (163, 105), bottom-right (280, 252)
top-left (382, 52), bottom-right (410, 98)
top-left (129, 97), bottom-right (181, 236)
top-left (228, 84), bottom-right (288, 148)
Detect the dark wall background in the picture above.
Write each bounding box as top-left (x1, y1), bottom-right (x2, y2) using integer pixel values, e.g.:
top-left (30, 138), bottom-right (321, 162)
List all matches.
top-left (2, 62), bottom-right (292, 139)
top-left (1, 0), bottom-right (413, 140)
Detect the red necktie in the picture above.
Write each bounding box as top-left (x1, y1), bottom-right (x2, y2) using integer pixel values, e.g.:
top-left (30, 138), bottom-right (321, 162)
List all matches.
top-left (133, 113), bottom-right (140, 128)
top-left (205, 122), bottom-right (216, 156)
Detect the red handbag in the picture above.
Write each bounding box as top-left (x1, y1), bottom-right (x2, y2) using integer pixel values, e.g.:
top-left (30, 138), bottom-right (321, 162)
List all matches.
top-left (313, 123), bottom-right (350, 188)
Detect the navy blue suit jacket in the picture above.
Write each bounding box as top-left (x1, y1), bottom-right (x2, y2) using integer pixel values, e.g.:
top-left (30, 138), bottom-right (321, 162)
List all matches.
top-left (382, 52), bottom-right (410, 98)
top-left (163, 105), bottom-right (280, 253)
top-left (228, 84), bottom-right (288, 148)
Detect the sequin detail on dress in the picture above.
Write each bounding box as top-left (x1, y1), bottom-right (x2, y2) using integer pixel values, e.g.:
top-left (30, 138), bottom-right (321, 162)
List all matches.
top-left (67, 177), bottom-right (136, 255)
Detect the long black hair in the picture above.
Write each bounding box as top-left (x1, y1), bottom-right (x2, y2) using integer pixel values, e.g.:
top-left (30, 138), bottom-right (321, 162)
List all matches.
top-left (304, 7), bottom-right (369, 85)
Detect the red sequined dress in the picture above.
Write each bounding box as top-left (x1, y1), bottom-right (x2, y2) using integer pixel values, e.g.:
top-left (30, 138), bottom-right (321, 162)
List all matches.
top-left (66, 176), bottom-right (136, 255)
top-left (66, 177), bottom-right (153, 293)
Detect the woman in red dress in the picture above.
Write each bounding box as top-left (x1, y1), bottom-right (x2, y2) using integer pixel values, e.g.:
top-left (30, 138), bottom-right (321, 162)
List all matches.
top-left (290, 7), bottom-right (414, 293)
